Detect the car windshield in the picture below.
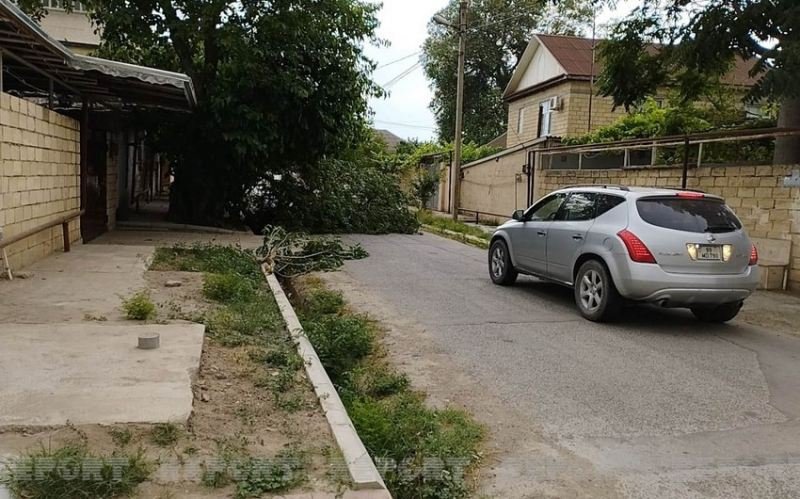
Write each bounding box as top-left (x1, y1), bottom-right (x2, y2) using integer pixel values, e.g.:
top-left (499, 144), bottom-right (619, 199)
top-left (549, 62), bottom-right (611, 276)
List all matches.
top-left (636, 197), bottom-right (742, 233)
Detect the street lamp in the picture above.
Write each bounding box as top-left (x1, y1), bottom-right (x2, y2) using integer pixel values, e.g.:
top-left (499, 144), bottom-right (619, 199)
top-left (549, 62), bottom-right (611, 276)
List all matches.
top-left (433, 1), bottom-right (468, 221)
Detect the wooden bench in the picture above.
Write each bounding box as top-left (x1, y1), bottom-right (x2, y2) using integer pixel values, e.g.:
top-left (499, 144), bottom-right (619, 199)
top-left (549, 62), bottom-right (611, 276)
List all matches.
top-left (0, 210), bottom-right (84, 281)
top-left (751, 237), bottom-right (792, 290)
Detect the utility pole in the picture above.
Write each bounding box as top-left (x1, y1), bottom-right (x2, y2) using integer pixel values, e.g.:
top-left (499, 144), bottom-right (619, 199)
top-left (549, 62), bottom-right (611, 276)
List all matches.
top-left (451, 0), bottom-right (468, 221)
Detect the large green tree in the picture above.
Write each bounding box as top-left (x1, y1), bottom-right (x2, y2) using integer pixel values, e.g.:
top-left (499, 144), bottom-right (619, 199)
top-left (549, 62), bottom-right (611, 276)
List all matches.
top-left (596, 1), bottom-right (800, 163)
top-left (20, 0), bottom-right (383, 225)
top-left (422, 0), bottom-right (592, 145)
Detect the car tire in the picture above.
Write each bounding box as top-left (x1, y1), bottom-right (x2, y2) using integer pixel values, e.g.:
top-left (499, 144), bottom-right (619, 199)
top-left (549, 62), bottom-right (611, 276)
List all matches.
top-left (489, 239), bottom-right (518, 285)
top-left (691, 302), bottom-right (743, 323)
top-left (574, 259), bottom-right (621, 322)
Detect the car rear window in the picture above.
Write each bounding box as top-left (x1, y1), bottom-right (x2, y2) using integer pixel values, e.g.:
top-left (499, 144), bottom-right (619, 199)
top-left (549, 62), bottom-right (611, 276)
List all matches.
top-left (636, 197), bottom-right (743, 233)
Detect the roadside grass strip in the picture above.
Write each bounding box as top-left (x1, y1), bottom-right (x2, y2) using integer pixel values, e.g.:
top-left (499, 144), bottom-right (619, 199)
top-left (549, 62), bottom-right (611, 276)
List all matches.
top-left (290, 278), bottom-right (485, 499)
top-left (417, 210), bottom-right (490, 249)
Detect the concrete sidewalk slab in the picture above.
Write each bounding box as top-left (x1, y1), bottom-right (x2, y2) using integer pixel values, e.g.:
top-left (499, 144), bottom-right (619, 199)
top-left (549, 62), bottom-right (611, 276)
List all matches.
top-left (0, 323), bottom-right (204, 427)
top-left (0, 244), bottom-right (153, 324)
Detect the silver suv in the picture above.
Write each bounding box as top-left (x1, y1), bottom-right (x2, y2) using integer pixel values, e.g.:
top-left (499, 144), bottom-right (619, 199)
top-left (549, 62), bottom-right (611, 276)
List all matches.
top-left (489, 186), bottom-right (760, 322)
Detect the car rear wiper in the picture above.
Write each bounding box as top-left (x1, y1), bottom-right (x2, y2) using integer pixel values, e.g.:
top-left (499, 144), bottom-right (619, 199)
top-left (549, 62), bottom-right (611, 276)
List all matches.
top-left (704, 225), bottom-right (737, 233)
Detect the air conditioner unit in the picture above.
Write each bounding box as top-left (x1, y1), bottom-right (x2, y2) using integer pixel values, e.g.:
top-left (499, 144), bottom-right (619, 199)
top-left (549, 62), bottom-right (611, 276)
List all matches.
top-left (548, 96), bottom-right (563, 111)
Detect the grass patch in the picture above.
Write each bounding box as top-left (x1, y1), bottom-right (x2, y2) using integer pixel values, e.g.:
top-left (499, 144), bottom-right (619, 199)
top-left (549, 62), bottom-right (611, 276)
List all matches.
top-left (1, 442), bottom-right (153, 499)
top-left (150, 423), bottom-right (181, 447)
top-left (203, 273), bottom-right (257, 303)
top-left (150, 244), bottom-right (262, 283)
top-left (121, 290), bottom-right (156, 321)
top-left (293, 283), bottom-right (484, 499)
top-left (417, 210), bottom-right (491, 242)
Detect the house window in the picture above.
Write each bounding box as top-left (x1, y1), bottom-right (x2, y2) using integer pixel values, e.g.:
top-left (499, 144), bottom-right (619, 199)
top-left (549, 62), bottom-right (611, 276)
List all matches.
top-left (43, 0), bottom-right (87, 12)
top-left (538, 99), bottom-right (553, 137)
top-left (517, 107), bottom-right (526, 135)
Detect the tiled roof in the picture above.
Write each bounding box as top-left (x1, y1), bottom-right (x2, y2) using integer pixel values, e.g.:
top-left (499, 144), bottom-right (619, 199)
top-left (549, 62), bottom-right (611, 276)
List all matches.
top-left (537, 34), bottom-right (759, 87)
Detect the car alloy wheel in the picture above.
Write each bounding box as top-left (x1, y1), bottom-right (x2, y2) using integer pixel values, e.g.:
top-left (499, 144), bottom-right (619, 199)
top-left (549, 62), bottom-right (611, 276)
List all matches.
top-left (579, 269), bottom-right (604, 313)
top-left (491, 245), bottom-right (506, 279)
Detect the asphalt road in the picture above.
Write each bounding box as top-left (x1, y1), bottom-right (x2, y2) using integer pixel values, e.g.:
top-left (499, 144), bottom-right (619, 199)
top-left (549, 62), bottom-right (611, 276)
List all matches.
top-left (326, 232), bottom-right (800, 499)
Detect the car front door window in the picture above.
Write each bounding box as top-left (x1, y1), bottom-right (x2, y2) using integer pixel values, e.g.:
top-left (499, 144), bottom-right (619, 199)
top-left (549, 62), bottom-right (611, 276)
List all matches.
top-left (528, 194), bottom-right (566, 221)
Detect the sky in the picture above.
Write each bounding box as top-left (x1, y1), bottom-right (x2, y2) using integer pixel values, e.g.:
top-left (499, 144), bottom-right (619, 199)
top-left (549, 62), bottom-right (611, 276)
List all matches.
top-left (366, 0), bottom-right (640, 142)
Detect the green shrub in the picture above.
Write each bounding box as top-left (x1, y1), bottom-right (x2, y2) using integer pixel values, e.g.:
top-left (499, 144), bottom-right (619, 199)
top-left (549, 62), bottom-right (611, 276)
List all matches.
top-left (203, 273), bottom-right (257, 303)
top-left (121, 291), bottom-right (156, 321)
top-left (1, 443), bottom-right (153, 499)
top-left (302, 315), bottom-right (373, 381)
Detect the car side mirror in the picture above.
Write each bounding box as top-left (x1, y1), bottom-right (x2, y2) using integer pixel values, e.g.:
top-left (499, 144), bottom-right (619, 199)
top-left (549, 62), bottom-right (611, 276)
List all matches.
top-left (512, 210), bottom-right (525, 222)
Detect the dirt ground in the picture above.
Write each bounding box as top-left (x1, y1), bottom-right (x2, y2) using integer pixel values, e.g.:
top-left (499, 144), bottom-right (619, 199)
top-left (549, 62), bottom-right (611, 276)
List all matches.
top-left (0, 266), bottom-right (346, 498)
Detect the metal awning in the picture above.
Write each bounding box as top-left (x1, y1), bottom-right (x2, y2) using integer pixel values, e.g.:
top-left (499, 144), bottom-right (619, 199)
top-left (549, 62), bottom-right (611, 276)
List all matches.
top-left (0, 0), bottom-right (196, 110)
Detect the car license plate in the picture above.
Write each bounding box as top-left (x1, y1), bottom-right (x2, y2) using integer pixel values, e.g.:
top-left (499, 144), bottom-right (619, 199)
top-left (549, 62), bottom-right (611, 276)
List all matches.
top-left (697, 245), bottom-right (722, 261)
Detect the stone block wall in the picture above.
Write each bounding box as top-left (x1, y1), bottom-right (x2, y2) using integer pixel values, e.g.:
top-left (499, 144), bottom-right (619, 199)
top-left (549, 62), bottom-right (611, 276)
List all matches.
top-left (0, 93), bottom-right (81, 271)
top-left (537, 164), bottom-right (800, 289)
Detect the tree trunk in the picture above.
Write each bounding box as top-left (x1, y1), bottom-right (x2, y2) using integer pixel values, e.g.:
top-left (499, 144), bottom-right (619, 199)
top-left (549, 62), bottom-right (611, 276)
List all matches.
top-left (773, 97), bottom-right (800, 165)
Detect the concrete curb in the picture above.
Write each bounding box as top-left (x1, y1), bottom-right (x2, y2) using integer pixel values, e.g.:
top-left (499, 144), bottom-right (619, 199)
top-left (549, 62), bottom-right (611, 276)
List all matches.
top-left (263, 268), bottom-right (391, 497)
top-left (420, 225), bottom-right (490, 249)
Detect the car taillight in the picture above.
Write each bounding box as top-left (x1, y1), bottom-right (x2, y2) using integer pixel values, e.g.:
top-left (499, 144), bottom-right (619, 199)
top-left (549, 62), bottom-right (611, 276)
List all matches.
top-left (676, 191), bottom-right (705, 199)
top-left (618, 229), bottom-right (657, 264)
top-left (749, 244), bottom-right (759, 266)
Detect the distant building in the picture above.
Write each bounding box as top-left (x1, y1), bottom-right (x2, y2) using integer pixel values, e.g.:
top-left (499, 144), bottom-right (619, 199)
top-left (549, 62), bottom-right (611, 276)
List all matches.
top-left (38, 0), bottom-right (100, 54)
top-left (374, 128), bottom-right (403, 152)
top-left (502, 34), bottom-right (758, 147)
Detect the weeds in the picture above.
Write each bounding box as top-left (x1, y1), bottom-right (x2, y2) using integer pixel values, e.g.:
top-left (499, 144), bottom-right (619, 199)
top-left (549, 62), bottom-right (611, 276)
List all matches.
top-left (1, 443), bottom-right (153, 499)
top-left (204, 296), bottom-right (282, 347)
top-left (293, 283), bottom-right (484, 499)
top-left (109, 427), bottom-right (133, 447)
top-left (417, 210), bottom-right (491, 242)
top-left (151, 244), bottom-right (262, 283)
top-left (150, 423), bottom-right (181, 447)
top-left (201, 444), bottom-right (306, 498)
top-left (302, 314), bottom-right (373, 381)
top-left (203, 273), bottom-right (257, 303)
top-left (121, 290), bottom-right (156, 321)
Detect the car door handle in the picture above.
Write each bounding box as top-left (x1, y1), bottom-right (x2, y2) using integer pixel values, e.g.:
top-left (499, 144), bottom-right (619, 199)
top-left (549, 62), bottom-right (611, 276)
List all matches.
top-left (572, 234), bottom-right (584, 241)
top-left (537, 231), bottom-right (547, 237)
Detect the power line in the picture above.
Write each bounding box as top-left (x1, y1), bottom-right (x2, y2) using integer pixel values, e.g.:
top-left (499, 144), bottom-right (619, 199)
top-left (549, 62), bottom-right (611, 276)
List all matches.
top-left (374, 120), bottom-right (437, 130)
top-left (381, 62), bottom-right (422, 89)
top-left (375, 51), bottom-right (421, 70)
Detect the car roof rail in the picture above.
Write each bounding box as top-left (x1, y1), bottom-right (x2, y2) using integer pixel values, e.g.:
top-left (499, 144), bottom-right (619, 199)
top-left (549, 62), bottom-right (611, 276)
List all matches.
top-left (563, 184), bottom-right (630, 192)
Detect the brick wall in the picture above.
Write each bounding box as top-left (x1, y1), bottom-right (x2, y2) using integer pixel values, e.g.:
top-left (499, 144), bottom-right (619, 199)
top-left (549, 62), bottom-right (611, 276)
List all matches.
top-left (536, 165), bottom-right (800, 289)
top-left (0, 93), bottom-right (81, 271)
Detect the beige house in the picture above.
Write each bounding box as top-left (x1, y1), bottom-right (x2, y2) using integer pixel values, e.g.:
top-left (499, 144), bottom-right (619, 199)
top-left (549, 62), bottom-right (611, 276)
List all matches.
top-left (38, 0), bottom-right (100, 54)
top-left (502, 34), bottom-right (758, 147)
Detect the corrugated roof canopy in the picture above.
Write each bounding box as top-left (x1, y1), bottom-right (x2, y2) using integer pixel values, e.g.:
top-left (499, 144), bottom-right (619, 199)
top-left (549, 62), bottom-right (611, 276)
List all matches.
top-left (0, 0), bottom-right (195, 111)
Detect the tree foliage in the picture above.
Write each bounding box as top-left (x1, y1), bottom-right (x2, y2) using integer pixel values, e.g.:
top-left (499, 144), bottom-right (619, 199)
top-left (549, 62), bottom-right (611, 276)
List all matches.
top-left (20, 0), bottom-right (386, 228)
top-left (594, 1), bottom-right (800, 163)
top-left (422, 0), bottom-right (592, 145)
top-left (245, 132), bottom-right (420, 235)
top-left (597, 1), bottom-right (800, 109)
